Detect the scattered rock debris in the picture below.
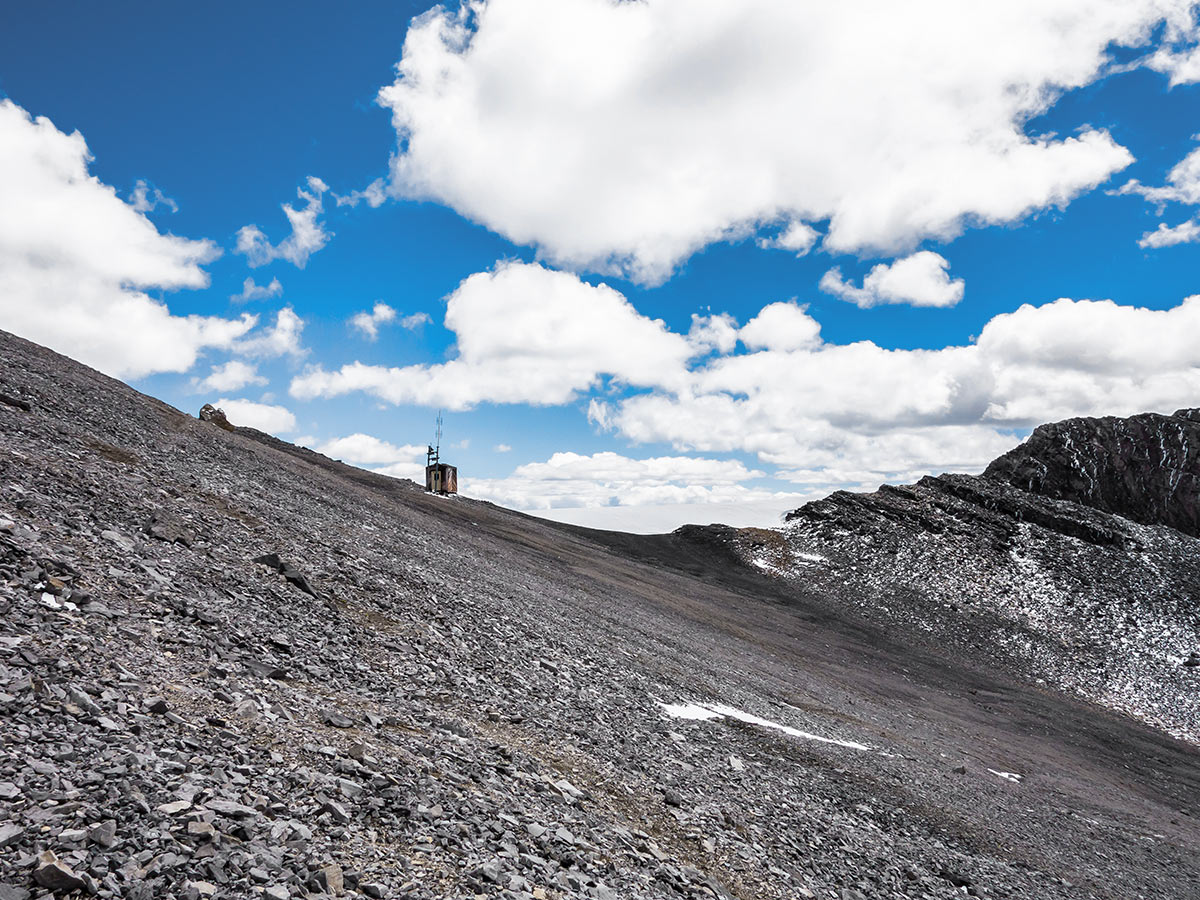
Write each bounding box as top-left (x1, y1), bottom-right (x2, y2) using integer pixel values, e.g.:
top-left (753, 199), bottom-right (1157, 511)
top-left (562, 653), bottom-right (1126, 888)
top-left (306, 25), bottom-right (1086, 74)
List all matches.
top-left (0, 328), bottom-right (1197, 899)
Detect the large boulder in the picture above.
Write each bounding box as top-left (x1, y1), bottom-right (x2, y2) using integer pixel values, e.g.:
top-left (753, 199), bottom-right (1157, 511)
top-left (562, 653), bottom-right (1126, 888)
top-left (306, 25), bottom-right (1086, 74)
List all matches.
top-left (198, 403), bottom-right (234, 431)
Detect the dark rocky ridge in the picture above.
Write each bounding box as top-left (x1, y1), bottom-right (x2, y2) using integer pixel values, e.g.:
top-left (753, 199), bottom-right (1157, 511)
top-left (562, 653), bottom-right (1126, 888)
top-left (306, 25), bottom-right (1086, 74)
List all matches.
top-left (983, 409), bottom-right (1200, 536)
top-left (1, 328), bottom-right (1199, 900)
top-left (715, 408), bottom-right (1200, 746)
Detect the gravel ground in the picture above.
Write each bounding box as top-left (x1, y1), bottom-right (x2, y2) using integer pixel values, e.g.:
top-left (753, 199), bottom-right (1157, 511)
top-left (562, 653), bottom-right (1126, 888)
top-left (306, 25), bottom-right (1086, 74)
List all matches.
top-left (1, 328), bottom-right (1198, 900)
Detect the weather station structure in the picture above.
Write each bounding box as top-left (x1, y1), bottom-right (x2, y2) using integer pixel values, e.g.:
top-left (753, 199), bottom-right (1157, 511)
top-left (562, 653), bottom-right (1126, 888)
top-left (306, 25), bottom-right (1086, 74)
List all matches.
top-left (425, 412), bottom-right (458, 495)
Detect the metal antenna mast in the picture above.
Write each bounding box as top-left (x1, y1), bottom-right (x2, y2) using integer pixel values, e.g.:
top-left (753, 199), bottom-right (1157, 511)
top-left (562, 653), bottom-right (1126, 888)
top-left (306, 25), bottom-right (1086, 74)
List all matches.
top-left (428, 411), bottom-right (443, 467)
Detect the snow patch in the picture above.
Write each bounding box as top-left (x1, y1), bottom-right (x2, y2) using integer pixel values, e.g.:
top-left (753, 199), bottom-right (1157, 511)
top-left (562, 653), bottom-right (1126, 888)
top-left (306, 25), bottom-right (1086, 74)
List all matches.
top-left (657, 702), bottom-right (722, 721)
top-left (987, 768), bottom-right (1023, 783)
top-left (657, 699), bottom-right (871, 751)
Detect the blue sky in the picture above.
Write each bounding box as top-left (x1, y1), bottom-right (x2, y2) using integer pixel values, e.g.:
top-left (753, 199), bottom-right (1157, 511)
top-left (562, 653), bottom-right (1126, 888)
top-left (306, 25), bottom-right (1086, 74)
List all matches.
top-left (4, 1), bottom-right (1200, 531)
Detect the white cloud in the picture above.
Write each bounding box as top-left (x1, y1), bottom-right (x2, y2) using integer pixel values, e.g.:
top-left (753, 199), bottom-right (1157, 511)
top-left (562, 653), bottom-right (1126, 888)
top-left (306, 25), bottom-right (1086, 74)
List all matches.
top-left (349, 301), bottom-right (424, 341)
top-left (587, 398), bottom-right (614, 432)
top-left (236, 307), bottom-right (306, 358)
top-left (529, 496), bottom-right (816, 533)
top-left (466, 449), bottom-right (816, 531)
top-left (213, 398), bottom-right (297, 435)
top-left (688, 313), bottom-right (740, 355)
top-left (291, 261), bottom-right (693, 408)
top-left (495, 443), bottom-right (512, 452)
top-left (399, 311), bottom-right (432, 329)
top-left (128, 179), bottom-right (178, 214)
top-left (1144, 16), bottom-right (1200, 87)
top-left (193, 360), bottom-right (267, 393)
top-left (231, 276), bottom-right (283, 303)
top-left (738, 302), bottom-right (822, 352)
top-left (757, 220), bottom-right (820, 256)
top-left (606, 295), bottom-right (1200, 488)
top-left (333, 178), bottom-right (388, 209)
top-left (373, 461), bottom-right (429, 480)
top-left (308, 433), bottom-right (430, 482)
top-left (349, 302), bottom-right (396, 340)
top-left (236, 176), bottom-right (331, 269)
top-left (0, 99), bottom-right (256, 379)
top-left (291, 251), bottom-right (1200, 496)
top-left (820, 251), bottom-right (965, 308)
top-left (464, 450), bottom-right (763, 508)
top-left (1138, 219), bottom-right (1200, 248)
top-left (1116, 144), bottom-right (1200, 209)
top-left (372, 0), bottom-right (1180, 282)
top-left (1115, 140), bottom-right (1200, 249)
top-left (315, 433), bottom-right (426, 465)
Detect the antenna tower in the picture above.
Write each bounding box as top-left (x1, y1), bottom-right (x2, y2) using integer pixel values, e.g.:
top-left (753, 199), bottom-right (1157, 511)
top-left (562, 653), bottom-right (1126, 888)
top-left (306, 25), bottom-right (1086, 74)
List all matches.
top-left (427, 411), bottom-right (443, 466)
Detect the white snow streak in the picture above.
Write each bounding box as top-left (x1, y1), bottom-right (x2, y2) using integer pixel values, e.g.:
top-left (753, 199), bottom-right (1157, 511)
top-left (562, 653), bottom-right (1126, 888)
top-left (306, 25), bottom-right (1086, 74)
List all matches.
top-left (656, 699), bottom-right (872, 751)
top-left (987, 768), bottom-right (1023, 783)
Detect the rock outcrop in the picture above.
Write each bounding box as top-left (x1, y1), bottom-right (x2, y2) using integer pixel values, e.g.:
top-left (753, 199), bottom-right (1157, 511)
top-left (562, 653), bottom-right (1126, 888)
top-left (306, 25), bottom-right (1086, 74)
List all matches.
top-left (725, 408), bottom-right (1200, 745)
top-left (983, 408), bottom-right (1200, 536)
top-left (198, 403), bottom-right (234, 431)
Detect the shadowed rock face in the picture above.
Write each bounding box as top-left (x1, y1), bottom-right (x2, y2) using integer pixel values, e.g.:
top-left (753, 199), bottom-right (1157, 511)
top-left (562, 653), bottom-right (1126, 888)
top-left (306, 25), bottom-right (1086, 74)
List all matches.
top-left (983, 409), bottom-right (1200, 537)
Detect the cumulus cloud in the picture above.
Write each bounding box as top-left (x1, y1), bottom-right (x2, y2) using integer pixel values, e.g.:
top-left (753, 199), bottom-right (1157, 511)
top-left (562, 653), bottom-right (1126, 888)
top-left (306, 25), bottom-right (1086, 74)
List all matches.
top-left (315, 433), bottom-right (427, 465)
top-left (236, 176), bottom-right (331, 269)
top-left (213, 398), bottom-right (297, 435)
top-left (348, 303), bottom-right (429, 341)
top-left (495, 443), bottom-right (512, 452)
top-left (128, 179), bottom-right (178, 214)
top-left (349, 302), bottom-right (396, 340)
top-left (231, 277), bottom-right (283, 303)
top-left (1144, 15), bottom-right (1200, 87)
top-left (1116, 142), bottom-right (1200, 249)
top-left (290, 252), bottom-right (1200, 495)
top-left (333, 178), bottom-right (388, 209)
top-left (819, 251), bottom-right (965, 308)
top-left (1138, 219), bottom-right (1200, 248)
top-left (193, 360), bottom-right (267, 394)
top-left (688, 313), bottom-right (740, 356)
top-left (757, 220), bottom-right (820, 256)
top-left (464, 451), bottom-right (762, 508)
top-left (291, 261), bottom-right (693, 408)
top-left (1116, 144), bottom-right (1200, 209)
top-left (0, 99), bottom-right (257, 379)
top-left (465, 450), bottom-right (815, 532)
top-left (236, 307), bottom-right (306, 358)
top-left (369, 0), bottom-right (1182, 282)
top-left (607, 295), bottom-right (1200, 488)
top-left (308, 433), bottom-right (429, 481)
top-left (738, 302), bottom-right (822, 352)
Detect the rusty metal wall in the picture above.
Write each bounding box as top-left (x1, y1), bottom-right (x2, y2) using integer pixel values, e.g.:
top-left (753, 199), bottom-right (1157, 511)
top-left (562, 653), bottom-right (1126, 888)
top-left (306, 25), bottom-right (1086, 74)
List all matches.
top-left (425, 463), bottom-right (458, 494)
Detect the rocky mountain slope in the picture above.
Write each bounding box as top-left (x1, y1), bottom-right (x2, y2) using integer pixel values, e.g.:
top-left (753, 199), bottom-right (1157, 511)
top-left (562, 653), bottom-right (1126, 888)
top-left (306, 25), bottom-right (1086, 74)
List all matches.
top-left (708, 411), bottom-right (1200, 745)
top-left (1, 328), bottom-right (1198, 900)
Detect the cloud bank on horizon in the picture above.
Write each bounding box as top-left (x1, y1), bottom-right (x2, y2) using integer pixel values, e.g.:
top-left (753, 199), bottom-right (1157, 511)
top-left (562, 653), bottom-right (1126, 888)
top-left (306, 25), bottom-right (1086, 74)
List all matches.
top-left (4, 0), bottom-right (1200, 531)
